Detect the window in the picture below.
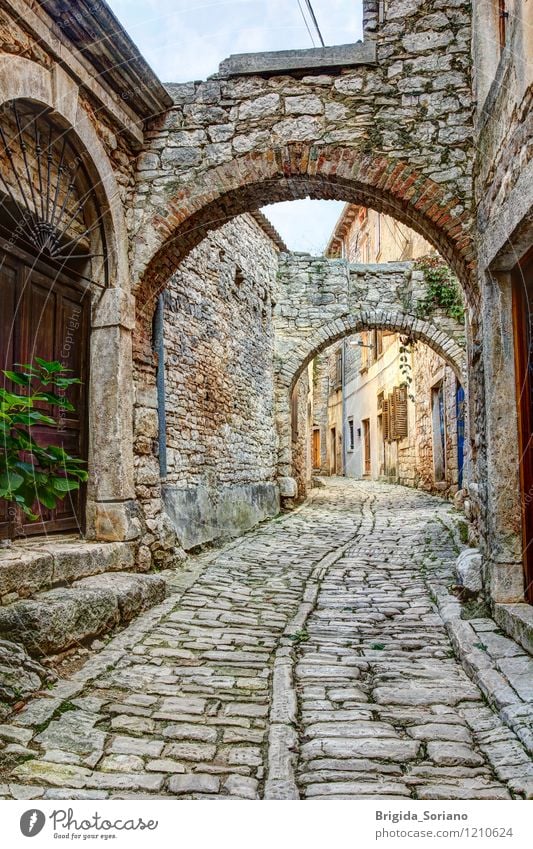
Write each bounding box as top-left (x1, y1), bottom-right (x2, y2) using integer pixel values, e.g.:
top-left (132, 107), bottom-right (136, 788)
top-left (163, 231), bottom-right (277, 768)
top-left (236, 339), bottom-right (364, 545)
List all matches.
top-left (382, 397), bottom-right (391, 441)
top-left (391, 385), bottom-right (408, 440)
top-left (347, 418), bottom-right (355, 451)
top-left (376, 330), bottom-right (383, 358)
top-left (380, 387), bottom-right (408, 442)
top-left (360, 332), bottom-right (369, 371)
top-left (375, 213), bottom-right (381, 257)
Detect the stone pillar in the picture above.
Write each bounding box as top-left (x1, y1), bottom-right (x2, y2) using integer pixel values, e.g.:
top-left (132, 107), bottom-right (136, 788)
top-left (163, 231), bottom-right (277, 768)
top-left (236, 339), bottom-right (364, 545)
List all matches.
top-left (275, 382), bottom-right (298, 505)
top-left (482, 270), bottom-right (526, 602)
top-left (86, 288), bottom-right (140, 542)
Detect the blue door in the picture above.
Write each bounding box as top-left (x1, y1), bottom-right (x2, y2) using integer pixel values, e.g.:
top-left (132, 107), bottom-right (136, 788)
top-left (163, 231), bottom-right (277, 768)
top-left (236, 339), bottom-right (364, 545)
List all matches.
top-left (456, 383), bottom-right (465, 489)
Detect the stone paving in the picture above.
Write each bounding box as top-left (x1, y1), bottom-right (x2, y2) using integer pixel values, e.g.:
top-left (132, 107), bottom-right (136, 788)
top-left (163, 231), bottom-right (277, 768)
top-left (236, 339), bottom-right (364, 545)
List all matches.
top-left (0, 480), bottom-right (531, 800)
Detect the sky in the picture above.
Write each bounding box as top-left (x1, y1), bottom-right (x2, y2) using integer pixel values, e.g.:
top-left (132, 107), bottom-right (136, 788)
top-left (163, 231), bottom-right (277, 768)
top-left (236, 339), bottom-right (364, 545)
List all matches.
top-left (106, 0), bottom-right (363, 252)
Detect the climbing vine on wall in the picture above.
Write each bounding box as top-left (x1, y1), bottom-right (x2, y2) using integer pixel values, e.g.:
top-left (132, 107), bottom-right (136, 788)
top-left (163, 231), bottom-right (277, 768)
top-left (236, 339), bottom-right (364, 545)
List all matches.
top-left (399, 335), bottom-right (416, 403)
top-left (414, 257), bottom-right (464, 322)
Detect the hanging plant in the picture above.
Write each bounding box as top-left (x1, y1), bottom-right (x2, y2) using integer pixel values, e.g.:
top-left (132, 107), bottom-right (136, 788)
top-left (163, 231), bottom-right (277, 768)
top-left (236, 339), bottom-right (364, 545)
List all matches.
top-left (414, 256), bottom-right (465, 322)
top-left (399, 335), bottom-right (416, 403)
top-left (0, 359), bottom-right (88, 520)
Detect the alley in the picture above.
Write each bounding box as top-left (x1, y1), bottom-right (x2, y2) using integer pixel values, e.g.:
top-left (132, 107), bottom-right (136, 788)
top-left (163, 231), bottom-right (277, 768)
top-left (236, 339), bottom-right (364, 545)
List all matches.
top-left (0, 481), bottom-right (530, 800)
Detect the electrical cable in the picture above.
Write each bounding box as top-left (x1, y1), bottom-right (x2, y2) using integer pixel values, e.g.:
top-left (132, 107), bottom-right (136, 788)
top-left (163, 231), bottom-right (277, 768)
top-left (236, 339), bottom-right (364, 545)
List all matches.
top-left (304, 0), bottom-right (325, 46)
top-left (297, 0), bottom-right (316, 46)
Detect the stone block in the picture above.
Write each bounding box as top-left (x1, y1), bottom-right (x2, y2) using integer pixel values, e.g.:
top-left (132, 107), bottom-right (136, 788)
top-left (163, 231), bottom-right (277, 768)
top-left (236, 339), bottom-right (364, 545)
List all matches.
top-left (0, 587), bottom-right (120, 656)
top-left (50, 541), bottom-right (136, 584)
top-left (0, 573), bottom-right (166, 656)
top-left (75, 573), bottom-right (166, 623)
top-left (493, 604), bottom-right (533, 656)
top-left (168, 773), bottom-right (220, 794)
top-left (278, 477), bottom-right (298, 498)
top-left (456, 548), bottom-right (483, 593)
top-left (0, 639), bottom-right (56, 703)
top-left (87, 501), bottom-right (141, 542)
top-left (0, 549), bottom-right (53, 600)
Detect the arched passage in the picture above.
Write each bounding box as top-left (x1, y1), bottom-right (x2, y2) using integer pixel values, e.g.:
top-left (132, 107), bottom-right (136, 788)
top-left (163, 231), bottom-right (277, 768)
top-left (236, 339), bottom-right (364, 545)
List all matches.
top-left (132, 144), bottom-right (477, 331)
top-left (283, 309), bottom-right (465, 391)
top-left (274, 308), bottom-right (466, 488)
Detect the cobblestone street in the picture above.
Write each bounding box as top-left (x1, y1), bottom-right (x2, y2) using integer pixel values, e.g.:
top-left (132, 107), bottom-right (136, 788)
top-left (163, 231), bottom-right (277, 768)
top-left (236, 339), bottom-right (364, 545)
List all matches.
top-left (1, 481), bottom-right (531, 800)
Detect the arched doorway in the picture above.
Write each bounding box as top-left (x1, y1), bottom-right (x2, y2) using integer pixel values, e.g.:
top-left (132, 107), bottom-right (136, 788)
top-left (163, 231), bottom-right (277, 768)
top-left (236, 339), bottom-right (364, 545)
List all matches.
top-left (0, 100), bottom-right (107, 538)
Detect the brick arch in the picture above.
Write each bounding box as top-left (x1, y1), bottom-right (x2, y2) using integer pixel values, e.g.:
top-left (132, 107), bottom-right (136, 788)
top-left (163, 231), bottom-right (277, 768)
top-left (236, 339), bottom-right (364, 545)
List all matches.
top-left (133, 144), bottom-right (477, 327)
top-left (280, 309), bottom-right (466, 393)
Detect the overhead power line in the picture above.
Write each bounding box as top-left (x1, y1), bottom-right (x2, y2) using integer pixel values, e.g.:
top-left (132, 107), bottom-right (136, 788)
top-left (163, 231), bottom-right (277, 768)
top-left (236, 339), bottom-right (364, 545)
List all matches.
top-left (297, 0), bottom-right (316, 47)
top-left (304, 0), bottom-right (325, 47)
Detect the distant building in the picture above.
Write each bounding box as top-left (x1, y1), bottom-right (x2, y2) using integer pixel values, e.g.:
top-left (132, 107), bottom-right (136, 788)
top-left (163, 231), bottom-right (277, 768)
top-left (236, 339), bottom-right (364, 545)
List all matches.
top-left (309, 206), bottom-right (465, 496)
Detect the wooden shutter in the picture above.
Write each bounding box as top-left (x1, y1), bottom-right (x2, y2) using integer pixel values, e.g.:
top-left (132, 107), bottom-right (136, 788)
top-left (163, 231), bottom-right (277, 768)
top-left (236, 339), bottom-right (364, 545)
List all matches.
top-left (392, 385), bottom-right (408, 440)
top-left (382, 397), bottom-right (391, 442)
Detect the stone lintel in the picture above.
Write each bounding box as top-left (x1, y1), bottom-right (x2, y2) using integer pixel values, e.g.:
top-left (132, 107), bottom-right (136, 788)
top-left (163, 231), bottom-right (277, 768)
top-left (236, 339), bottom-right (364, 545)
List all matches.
top-left (218, 42), bottom-right (376, 77)
top-left (93, 288), bottom-right (136, 330)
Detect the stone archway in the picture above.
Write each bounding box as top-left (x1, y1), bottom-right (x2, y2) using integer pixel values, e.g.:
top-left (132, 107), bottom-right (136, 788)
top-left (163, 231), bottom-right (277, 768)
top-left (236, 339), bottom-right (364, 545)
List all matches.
top-left (0, 57), bottom-right (136, 542)
top-left (130, 144), bottom-right (477, 563)
top-left (133, 145), bottom-right (477, 324)
top-left (274, 306), bottom-right (466, 488)
top-left (128, 4), bottom-right (480, 567)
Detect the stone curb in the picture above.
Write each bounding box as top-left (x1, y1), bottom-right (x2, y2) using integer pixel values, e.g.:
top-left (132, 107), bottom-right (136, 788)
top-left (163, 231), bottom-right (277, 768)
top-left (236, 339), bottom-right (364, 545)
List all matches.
top-left (264, 520), bottom-right (364, 800)
top-left (427, 579), bottom-right (533, 757)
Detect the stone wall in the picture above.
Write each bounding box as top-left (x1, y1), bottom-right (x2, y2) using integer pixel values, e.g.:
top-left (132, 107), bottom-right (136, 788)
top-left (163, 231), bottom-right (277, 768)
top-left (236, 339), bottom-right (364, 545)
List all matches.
top-left (291, 364), bottom-right (313, 499)
top-left (132, 0), bottom-right (476, 308)
top-left (158, 214), bottom-right (280, 548)
top-left (472, 0), bottom-right (533, 602)
top-left (274, 254), bottom-right (466, 385)
top-left (411, 345), bottom-right (459, 494)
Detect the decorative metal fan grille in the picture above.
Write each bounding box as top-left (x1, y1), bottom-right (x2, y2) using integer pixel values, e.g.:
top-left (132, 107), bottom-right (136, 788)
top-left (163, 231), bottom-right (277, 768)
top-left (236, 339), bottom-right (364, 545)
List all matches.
top-left (0, 100), bottom-right (104, 268)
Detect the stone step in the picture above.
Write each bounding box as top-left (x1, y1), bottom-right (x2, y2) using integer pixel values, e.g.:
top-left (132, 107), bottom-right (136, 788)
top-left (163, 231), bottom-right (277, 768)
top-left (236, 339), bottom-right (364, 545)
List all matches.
top-left (494, 604), bottom-right (533, 657)
top-left (0, 540), bottom-right (139, 605)
top-left (0, 572), bottom-right (166, 657)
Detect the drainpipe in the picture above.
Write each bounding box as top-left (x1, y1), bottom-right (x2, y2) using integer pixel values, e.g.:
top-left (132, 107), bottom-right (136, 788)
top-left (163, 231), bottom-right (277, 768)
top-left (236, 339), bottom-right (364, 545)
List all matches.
top-left (153, 293), bottom-right (167, 479)
top-left (342, 338), bottom-right (347, 476)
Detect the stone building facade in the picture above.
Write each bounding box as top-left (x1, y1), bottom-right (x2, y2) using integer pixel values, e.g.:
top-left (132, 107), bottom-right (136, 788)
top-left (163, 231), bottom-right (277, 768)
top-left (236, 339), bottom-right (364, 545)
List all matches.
top-left (0, 0), bottom-right (531, 672)
top-left (308, 204), bottom-right (464, 497)
top-left (472, 0), bottom-right (533, 613)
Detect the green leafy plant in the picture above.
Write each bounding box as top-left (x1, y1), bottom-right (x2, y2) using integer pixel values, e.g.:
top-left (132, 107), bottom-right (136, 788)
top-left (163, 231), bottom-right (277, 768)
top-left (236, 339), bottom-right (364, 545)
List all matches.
top-left (288, 628), bottom-right (310, 644)
top-left (414, 256), bottom-right (465, 322)
top-left (0, 358), bottom-right (87, 520)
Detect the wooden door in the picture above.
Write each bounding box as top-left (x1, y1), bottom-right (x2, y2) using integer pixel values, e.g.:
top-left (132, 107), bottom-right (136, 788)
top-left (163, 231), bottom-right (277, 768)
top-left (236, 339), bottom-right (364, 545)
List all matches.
top-left (512, 251), bottom-right (533, 603)
top-left (330, 427), bottom-right (336, 475)
top-left (363, 418), bottom-right (371, 475)
top-left (0, 244), bottom-right (89, 539)
top-left (0, 252), bottom-right (17, 538)
top-left (312, 428), bottom-right (320, 469)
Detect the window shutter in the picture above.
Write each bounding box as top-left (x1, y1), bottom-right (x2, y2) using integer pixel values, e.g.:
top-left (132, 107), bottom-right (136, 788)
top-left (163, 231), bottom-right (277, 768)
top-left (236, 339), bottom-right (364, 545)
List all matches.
top-left (392, 385), bottom-right (408, 440)
top-left (382, 397), bottom-right (391, 441)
